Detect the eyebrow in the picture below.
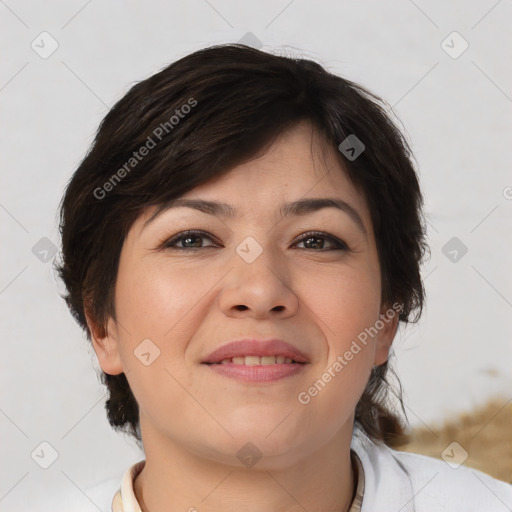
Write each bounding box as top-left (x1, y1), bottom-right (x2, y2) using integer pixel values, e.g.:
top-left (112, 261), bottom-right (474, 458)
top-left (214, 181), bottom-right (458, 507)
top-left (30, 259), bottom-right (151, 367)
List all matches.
top-left (143, 197), bottom-right (367, 236)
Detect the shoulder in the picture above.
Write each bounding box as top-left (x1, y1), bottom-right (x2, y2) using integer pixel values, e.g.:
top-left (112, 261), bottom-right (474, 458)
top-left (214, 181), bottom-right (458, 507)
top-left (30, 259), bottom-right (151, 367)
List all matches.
top-left (392, 448), bottom-right (512, 510)
top-left (82, 459), bottom-right (145, 511)
top-left (83, 475), bottom-right (122, 512)
top-left (351, 426), bottom-right (512, 512)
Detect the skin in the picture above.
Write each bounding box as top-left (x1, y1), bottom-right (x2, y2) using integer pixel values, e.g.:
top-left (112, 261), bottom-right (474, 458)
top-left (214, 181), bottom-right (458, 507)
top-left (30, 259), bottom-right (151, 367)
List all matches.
top-left (87, 120), bottom-right (399, 512)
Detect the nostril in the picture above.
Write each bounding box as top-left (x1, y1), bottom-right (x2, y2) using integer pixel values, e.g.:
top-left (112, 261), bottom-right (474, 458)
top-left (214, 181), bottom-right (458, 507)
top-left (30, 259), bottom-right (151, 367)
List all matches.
top-left (235, 305), bottom-right (248, 311)
top-left (272, 306), bottom-right (285, 312)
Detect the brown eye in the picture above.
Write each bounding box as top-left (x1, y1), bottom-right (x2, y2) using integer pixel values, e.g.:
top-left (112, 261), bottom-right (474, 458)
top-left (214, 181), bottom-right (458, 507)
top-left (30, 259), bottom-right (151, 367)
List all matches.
top-left (160, 230), bottom-right (348, 252)
top-left (294, 232), bottom-right (348, 251)
top-left (163, 231), bottom-right (217, 251)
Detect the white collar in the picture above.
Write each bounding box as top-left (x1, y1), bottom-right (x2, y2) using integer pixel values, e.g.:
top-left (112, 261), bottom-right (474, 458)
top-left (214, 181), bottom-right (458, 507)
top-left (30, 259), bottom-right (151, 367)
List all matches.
top-left (350, 424), bottom-right (415, 512)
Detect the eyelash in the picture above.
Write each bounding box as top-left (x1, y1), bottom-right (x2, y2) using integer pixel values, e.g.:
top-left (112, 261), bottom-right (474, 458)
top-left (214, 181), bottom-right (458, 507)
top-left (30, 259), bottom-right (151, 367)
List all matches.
top-left (160, 230), bottom-right (349, 252)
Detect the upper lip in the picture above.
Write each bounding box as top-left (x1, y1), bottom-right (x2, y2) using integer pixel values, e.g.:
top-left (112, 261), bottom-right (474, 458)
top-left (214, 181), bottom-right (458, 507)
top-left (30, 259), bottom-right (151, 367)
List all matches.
top-left (202, 339), bottom-right (310, 364)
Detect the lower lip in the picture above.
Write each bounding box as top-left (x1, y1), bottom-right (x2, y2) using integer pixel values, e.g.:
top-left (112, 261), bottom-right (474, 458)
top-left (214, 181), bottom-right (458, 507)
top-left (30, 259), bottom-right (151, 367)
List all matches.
top-left (203, 362), bottom-right (307, 382)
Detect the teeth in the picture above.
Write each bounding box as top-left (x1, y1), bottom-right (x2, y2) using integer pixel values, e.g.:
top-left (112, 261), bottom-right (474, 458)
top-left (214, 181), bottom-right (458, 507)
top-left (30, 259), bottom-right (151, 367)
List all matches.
top-left (218, 356), bottom-right (295, 365)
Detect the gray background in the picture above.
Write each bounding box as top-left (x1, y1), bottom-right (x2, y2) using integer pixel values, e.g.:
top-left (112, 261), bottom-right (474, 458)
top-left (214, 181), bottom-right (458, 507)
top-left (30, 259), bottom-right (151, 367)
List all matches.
top-left (1, 0), bottom-right (511, 510)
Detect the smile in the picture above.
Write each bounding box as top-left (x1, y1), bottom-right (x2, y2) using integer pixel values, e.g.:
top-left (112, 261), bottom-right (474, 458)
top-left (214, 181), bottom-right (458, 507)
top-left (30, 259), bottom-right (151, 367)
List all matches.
top-left (203, 359), bottom-right (308, 382)
top-left (207, 355), bottom-right (303, 365)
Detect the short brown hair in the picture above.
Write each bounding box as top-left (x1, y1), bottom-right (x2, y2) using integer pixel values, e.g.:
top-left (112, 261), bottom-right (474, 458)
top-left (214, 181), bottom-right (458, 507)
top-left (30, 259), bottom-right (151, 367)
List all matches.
top-left (56, 43), bottom-right (429, 447)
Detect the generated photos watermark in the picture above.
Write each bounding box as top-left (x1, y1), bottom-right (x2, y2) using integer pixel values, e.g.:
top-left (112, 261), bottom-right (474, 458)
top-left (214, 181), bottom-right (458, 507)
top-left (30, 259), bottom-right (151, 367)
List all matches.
top-left (297, 301), bottom-right (403, 405)
top-left (93, 97), bottom-right (198, 200)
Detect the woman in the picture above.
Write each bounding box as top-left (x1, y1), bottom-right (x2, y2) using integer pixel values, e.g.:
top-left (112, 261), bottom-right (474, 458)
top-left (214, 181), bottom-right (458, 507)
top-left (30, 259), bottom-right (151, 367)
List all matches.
top-left (57, 44), bottom-right (512, 511)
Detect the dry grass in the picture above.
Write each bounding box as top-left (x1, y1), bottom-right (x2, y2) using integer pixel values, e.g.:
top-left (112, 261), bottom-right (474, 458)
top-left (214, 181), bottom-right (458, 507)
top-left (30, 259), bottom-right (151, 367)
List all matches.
top-left (390, 397), bottom-right (512, 483)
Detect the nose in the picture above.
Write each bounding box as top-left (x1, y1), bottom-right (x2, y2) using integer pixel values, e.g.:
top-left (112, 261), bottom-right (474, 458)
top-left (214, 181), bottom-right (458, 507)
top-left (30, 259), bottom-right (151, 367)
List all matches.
top-left (218, 240), bottom-right (299, 320)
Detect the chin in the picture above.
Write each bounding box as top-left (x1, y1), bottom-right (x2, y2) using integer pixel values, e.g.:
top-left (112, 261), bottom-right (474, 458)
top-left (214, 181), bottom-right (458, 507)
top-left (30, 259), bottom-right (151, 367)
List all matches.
top-left (192, 426), bottom-right (300, 465)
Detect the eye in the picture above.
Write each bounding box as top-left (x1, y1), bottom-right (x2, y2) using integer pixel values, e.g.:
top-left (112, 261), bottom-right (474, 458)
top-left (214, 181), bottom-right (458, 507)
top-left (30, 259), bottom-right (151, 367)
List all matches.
top-left (161, 230), bottom-right (218, 251)
top-left (293, 231), bottom-right (348, 251)
top-left (159, 230), bottom-right (348, 252)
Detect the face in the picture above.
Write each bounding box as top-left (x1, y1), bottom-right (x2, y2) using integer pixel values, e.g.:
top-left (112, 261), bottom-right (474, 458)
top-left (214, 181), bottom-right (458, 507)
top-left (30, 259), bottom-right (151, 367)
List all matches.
top-left (89, 120), bottom-right (398, 469)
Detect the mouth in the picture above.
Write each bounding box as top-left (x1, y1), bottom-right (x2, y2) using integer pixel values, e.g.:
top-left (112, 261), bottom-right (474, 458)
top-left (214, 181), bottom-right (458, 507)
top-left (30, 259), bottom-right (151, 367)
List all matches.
top-left (203, 359), bottom-right (308, 382)
top-left (202, 338), bottom-right (310, 365)
top-left (204, 355), bottom-right (305, 365)
top-left (202, 339), bottom-right (310, 383)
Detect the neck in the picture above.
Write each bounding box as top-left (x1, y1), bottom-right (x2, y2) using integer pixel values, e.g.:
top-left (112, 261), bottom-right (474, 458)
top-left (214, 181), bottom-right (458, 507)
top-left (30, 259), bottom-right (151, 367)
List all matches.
top-left (133, 421), bottom-right (356, 512)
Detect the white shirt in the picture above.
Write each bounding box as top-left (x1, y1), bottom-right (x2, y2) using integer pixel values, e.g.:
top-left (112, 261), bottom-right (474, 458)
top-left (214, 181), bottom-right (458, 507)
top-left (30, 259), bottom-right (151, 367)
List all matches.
top-left (85, 425), bottom-right (512, 511)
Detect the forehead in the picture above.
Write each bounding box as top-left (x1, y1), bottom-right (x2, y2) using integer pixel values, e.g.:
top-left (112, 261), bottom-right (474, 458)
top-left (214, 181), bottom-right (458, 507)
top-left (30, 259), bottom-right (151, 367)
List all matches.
top-left (138, 121), bottom-right (373, 234)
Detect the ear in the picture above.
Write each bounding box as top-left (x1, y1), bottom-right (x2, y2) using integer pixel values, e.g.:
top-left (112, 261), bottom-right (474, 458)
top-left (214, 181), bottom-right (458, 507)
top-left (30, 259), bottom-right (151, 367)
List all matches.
top-left (85, 310), bottom-right (124, 376)
top-left (373, 302), bottom-right (401, 366)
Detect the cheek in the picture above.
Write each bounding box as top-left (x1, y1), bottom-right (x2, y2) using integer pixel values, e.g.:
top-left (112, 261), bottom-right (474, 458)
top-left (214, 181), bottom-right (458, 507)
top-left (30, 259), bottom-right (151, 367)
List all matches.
top-left (301, 260), bottom-right (381, 342)
top-left (113, 257), bottom-right (224, 393)
top-left (299, 262), bottom-right (379, 400)
top-left (112, 260), bottom-right (208, 426)
top-left (114, 258), bottom-right (209, 340)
